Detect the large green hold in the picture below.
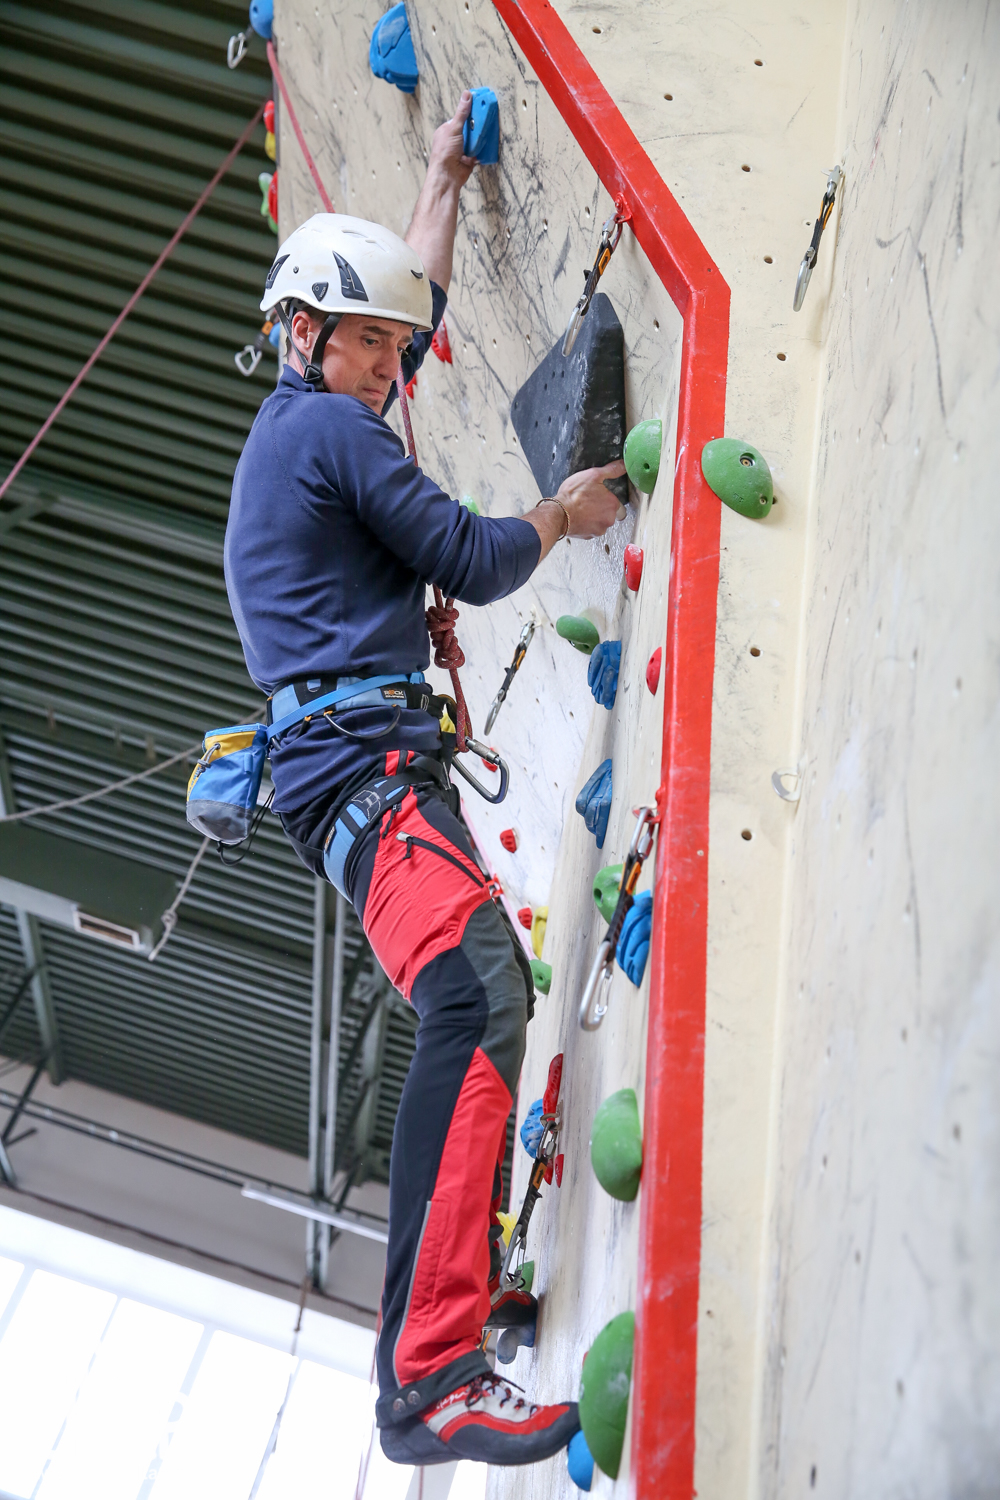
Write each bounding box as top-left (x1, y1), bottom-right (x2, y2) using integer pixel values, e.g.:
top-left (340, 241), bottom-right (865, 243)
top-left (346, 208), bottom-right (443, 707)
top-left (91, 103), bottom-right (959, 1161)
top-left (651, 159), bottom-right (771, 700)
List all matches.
top-left (623, 418), bottom-right (661, 493)
top-left (590, 1088), bottom-right (643, 1202)
top-left (556, 615), bottom-right (600, 655)
top-left (579, 1311), bottom-right (635, 1478)
top-left (529, 959), bottom-right (552, 994)
top-left (701, 437), bottom-right (774, 518)
top-left (592, 864), bottom-right (623, 923)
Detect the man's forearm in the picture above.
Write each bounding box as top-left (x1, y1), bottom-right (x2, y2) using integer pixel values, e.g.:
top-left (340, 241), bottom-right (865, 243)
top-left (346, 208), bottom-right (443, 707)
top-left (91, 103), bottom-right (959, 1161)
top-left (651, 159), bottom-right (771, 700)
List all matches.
top-left (523, 502), bottom-right (567, 564)
top-left (406, 168), bottom-right (461, 293)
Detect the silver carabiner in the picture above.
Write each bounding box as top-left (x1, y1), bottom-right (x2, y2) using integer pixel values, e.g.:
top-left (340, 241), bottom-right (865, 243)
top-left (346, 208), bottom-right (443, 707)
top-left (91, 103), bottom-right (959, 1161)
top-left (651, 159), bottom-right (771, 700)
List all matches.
top-left (579, 938), bottom-right (614, 1030)
top-left (234, 343), bottom-right (262, 377)
top-left (450, 737), bottom-right (510, 804)
top-left (562, 300), bottom-right (586, 357)
top-left (227, 27), bottom-right (253, 68)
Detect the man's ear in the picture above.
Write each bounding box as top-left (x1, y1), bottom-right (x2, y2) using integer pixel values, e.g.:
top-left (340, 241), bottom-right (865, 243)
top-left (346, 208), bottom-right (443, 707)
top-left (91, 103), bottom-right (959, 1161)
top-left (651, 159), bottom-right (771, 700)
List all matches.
top-left (290, 310), bottom-right (316, 352)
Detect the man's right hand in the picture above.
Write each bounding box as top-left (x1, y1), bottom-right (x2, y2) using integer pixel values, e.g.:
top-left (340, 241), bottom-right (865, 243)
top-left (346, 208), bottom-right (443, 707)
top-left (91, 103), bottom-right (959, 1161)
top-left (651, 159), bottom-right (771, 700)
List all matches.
top-left (557, 461), bottom-right (627, 538)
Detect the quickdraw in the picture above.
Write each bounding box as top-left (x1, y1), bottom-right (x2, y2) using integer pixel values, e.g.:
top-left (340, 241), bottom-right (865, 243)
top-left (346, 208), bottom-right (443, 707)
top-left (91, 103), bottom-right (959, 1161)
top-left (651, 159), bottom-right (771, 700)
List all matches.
top-left (793, 165), bottom-right (843, 313)
top-left (498, 1054), bottom-right (563, 1294)
top-left (579, 805), bottom-right (656, 1031)
top-left (484, 621), bottom-right (535, 735)
top-left (563, 195), bottom-right (632, 356)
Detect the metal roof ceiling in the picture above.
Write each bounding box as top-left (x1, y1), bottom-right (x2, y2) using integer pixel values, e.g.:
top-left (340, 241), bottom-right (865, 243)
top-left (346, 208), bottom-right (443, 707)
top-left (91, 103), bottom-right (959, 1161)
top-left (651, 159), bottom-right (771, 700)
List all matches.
top-left (0, 0), bottom-right (421, 1204)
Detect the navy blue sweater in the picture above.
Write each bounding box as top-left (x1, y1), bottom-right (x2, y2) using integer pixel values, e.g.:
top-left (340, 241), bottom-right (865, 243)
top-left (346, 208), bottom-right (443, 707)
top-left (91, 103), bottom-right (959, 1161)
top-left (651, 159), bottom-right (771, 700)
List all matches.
top-left (225, 299), bottom-right (540, 812)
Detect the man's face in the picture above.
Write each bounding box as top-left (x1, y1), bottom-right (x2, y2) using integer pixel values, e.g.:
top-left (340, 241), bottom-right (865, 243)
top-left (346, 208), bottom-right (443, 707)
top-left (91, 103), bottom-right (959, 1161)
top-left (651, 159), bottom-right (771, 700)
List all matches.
top-left (291, 310), bottom-right (414, 413)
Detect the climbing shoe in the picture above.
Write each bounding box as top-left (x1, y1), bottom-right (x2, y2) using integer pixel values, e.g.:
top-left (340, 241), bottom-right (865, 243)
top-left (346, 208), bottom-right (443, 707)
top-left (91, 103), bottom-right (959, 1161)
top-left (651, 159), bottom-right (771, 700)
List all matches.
top-left (486, 1286), bottom-right (538, 1363)
top-left (420, 1371), bottom-right (579, 1465)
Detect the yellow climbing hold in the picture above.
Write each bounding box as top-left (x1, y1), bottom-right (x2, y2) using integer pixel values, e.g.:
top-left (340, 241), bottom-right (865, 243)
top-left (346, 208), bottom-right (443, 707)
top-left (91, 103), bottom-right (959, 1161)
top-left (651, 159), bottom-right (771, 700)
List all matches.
top-left (531, 906), bottom-right (548, 959)
top-left (497, 1210), bottom-right (518, 1249)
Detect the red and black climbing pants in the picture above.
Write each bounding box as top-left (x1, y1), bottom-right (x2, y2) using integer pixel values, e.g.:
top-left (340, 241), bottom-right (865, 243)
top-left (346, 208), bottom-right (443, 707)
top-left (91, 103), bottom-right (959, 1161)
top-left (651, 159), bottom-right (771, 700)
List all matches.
top-left (346, 767), bottom-right (529, 1409)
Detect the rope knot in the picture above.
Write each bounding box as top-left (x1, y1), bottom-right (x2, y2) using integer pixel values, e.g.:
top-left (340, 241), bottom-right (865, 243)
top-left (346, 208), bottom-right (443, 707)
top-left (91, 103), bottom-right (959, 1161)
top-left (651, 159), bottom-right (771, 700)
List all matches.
top-left (426, 600), bottom-right (466, 670)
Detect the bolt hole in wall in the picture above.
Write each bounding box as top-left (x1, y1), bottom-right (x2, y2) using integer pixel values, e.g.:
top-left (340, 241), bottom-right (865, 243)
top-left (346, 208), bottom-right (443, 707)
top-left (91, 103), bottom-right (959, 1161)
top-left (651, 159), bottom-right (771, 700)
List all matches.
top-left (754, 57), bottom-right (764, 65)
top-left (776, 352), bottom-right (787, 361)
top-left (741, 163), bottom-right (752, 172)
top-left (749, 646), bottom-right (761, 657)
top-left (764, 255), bottom-right (773, 263)
top-left (741, 829), bottom-right (753, 841)
top-left (663, 92), bottom-right (673, 100)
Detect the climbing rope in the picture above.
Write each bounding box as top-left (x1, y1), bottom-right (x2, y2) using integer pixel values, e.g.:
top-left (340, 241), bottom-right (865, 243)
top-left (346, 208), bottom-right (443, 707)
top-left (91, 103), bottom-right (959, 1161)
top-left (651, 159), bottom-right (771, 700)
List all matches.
top-left (0, 741), bottom-right (203, 823)
top-left (147, 836), bottom-right (210, 963)
top-left (0, 102), bottom-right (267, 506)
top-left (266, 42), bottom-right (334, 213)
top-left (394, 372), bottom-right (472, 752)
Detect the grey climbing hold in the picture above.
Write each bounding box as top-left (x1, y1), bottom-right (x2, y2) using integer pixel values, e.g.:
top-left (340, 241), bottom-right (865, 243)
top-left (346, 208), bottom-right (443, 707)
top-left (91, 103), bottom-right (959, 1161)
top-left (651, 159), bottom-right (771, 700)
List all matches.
top-left (510, 293), bottom-right (628, 507)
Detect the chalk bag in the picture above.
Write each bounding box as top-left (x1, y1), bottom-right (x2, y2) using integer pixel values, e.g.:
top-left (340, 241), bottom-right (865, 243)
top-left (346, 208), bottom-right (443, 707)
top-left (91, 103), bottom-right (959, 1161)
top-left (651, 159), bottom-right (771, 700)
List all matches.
top-left (186, 724), bottom-right (267, 845)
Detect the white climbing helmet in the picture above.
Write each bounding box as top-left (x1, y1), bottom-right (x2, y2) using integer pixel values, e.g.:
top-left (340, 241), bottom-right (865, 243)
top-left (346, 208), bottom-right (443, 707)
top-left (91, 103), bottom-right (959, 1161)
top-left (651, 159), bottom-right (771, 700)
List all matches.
top-left (261, 213), bottom-right (433, 330)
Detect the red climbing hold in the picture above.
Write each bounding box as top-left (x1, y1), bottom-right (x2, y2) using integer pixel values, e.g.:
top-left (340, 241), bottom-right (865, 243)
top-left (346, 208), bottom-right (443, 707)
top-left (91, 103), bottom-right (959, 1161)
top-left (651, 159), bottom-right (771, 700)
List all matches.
top-left (264, 98), bottom-right (275, 133)
top-left (405, 373), bottom-right (417, 398)
top-left (517, 906), bottom-right (533, 930)
top-left (554, 1153), bottom-right (564, 1187)
top-left (266, 169), bottom-right (279, 224)
top-left (646, 646), bottom-right (662, 695)
top-left (624, 544), bottom-right (644, 591)
top-left (431, 319), bottom-right (453, 364)
top-left (500, 828), bottom-right (518, 853)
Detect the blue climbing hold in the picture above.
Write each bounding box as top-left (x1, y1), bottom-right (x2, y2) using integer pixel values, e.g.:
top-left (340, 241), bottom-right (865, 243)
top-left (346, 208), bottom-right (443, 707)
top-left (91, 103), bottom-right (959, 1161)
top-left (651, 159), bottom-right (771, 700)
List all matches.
top-left (463, 87), bottom-right (500, 164)
top-left (248, 0), bottom-right (273, 39)
top-left (587, 640), bottom-right (621, 710)
top-left (267, 322), bottom-right (281, 348)
top-left (520, 1098), bottom-right (545, 1158)
top-left (369, 3), bottom-right (419, 93)
top-left (616, 890), bottom-right (652, 986)
top-left (567, 1429), bottom-right (595, 1491)
top-left (575, 759), bottom-right (613, 849)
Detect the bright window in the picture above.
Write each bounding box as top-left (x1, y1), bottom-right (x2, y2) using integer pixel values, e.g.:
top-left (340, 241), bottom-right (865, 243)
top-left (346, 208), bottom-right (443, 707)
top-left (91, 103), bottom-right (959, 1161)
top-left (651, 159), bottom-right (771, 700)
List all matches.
top-left (0, 1210), bottom-right (484, 1499)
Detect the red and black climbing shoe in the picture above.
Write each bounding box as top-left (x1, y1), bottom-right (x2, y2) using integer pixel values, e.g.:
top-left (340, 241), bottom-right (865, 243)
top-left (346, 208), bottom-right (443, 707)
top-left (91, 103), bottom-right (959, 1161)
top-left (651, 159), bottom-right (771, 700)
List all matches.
top-left (420, 1372), bottom-right (579, 1465)
top-left (485, 1286), bottom-right (538, 1364)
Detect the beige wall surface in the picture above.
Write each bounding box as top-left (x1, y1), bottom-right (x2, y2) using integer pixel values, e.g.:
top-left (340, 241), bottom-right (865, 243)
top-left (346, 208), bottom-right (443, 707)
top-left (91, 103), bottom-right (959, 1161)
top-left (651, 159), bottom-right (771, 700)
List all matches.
top-left (758, 1), bottom-right (1000, 1495)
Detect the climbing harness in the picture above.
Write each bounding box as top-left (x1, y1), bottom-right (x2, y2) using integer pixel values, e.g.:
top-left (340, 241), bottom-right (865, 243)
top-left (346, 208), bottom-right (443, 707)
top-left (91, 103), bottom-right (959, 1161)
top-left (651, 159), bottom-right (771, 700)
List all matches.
top-left (579, 805), bottom-right (656, 1031)
top-left (562, 196), bottom-right (632, 356)
top-left (498, 1053), bottom-right (563, 1295)
top-left (793, 165), bottom-right (843, 313)
top-left (484, 621), bottom-right (535, 735)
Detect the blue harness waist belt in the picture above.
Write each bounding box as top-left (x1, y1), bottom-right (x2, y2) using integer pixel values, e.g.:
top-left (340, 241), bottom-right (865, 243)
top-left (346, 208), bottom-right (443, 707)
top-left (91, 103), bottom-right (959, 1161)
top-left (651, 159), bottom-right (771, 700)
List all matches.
top-left (267, 672), bottom-right (427, 740)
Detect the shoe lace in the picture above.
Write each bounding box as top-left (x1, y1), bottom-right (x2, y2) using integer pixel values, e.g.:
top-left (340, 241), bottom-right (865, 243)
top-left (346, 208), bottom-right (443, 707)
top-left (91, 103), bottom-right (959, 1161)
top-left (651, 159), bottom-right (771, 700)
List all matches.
top-left (465, 1372), bottom-right (538, 1417)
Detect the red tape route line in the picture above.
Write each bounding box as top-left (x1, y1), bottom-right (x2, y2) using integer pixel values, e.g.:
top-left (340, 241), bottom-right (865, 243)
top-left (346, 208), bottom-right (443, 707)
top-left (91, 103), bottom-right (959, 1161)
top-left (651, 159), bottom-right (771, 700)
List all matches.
top-left (490, 2), bottom-right (730, 1495)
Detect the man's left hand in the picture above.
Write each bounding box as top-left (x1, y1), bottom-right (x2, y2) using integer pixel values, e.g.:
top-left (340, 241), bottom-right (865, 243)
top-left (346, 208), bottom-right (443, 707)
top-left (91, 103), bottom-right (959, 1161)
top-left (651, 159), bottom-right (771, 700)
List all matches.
top-left (426, 90), bottom-right (477, 190)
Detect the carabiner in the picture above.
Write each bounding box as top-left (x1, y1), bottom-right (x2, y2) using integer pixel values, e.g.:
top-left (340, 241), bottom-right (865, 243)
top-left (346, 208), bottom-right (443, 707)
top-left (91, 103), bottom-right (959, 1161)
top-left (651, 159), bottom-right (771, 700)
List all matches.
top-left (451, 737), bottom-right (510, 804)
top-left (484, 620), bottom-right (536, 735)
top-left (793, 165), bottom-right (843, 313)
top-left (234, 343), bottom-right (262, 377)
top-left (227, 26), bottom-right (253, 68)
top-left (579, 938), bottom-right (614, 1030)
top-left (562, 198), bottom-right (631, 356)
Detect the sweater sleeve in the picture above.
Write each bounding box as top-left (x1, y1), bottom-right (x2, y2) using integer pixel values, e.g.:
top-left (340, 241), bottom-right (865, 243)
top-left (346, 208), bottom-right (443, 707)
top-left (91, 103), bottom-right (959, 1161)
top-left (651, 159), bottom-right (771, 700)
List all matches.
top-left (324, 401), bottom-right (541, 604)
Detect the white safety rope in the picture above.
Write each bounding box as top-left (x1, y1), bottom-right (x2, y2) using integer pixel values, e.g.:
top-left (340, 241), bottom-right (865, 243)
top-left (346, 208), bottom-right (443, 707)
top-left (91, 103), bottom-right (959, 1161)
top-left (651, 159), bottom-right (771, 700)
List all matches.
top-left (0, 741), bottom-right (202, 823)
top-left (147, 836), bottom-right (211, 963)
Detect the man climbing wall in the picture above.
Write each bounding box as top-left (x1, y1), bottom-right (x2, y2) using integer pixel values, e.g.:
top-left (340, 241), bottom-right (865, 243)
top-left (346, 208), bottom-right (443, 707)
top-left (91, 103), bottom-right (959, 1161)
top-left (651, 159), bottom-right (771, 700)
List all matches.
top-left (225, 91), bottom-right (625, 1468)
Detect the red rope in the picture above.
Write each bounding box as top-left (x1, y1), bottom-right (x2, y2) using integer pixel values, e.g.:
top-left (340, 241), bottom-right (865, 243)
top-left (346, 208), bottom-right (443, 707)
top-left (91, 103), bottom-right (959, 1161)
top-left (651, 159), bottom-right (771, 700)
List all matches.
top-left (267, 42), bottom-right (334, 213)
top-left (0, 101), bottom-right (266, 506)
top-left (395, 372), bottom-right (471, 751)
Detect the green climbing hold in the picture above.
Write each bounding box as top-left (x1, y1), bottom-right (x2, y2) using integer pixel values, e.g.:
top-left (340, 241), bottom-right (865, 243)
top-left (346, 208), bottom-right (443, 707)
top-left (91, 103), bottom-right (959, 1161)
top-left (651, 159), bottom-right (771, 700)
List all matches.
top-left (701, 438), bottom-right (774, 519)
top-left (590, 1088), bottom-right (643, 1202)
top-left (623, 419), bottom-right (662, 494)
top-left (518, 1259), bottom-right (535, 1294)
top-left (529, 959), bottom-right (552, 994)
top-left (579, 1311), bottom-right (635, 1479)
top-left (592, 864), bottom-right (623, 924)
top-left (460, 495), bottom-right (481, 515)
top-left (556, 616), bottom-right (600, 655)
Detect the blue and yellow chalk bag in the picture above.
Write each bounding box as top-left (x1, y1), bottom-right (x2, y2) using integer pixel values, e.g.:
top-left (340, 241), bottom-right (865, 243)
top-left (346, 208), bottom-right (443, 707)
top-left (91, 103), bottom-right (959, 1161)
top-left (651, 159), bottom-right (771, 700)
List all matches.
top-left (186, 724), bottom-right (267, 844)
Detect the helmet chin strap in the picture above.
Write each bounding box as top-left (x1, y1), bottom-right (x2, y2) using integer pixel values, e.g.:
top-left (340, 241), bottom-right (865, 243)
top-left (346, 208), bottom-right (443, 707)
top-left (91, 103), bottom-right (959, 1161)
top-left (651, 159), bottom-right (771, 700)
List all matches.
top-left (274, 305), bottom-right (341, 390)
